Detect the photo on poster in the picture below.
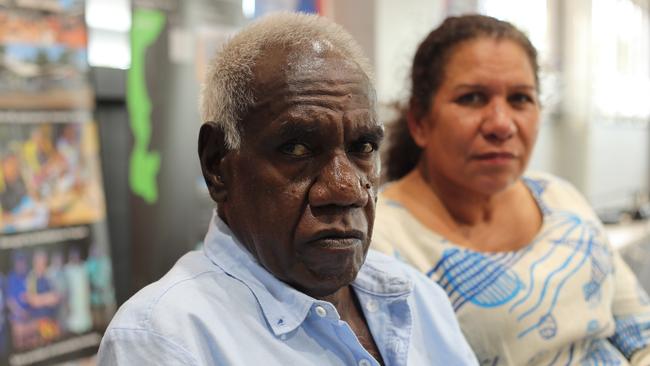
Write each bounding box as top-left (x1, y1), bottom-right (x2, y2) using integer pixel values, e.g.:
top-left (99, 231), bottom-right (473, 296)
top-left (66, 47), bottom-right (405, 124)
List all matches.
top-left (0, 270), bottom-right (7, 358)
top-left (14, 0), bottom-right (84, 14)
top-left (0, 228), bottom-right (115, 364)
top-left (0, 121), bottom-right (106, 234)
top-left (0, 8), bottom-right (92, 109)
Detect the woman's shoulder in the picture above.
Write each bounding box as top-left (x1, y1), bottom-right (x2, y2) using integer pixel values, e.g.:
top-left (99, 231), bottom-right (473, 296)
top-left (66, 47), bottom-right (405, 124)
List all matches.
top-left (524, 171), bottom-right (583, 196)
top-left (375, 180), bottom-right (419, 220)
top-left (523, 170), bottom-right (572, 188)
top-left (523, 171), bottom-right (597, 219)
top-left (374, 187), bottom-right (439, 240)
top-left (372, 183), bottom-right (450, 271)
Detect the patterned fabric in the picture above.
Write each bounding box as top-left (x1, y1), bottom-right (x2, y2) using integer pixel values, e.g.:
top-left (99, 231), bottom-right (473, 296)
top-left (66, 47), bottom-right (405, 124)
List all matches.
top-left (373, 172), bottom-right (650, 366)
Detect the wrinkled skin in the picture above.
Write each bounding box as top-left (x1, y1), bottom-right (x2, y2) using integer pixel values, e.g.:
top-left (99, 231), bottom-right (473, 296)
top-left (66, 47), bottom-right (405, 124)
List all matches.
top-left (199, 44), bottom-right (382, 299)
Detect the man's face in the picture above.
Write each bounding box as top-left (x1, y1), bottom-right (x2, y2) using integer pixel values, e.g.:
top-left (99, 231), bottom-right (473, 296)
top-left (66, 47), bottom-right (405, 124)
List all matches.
top-left (218, 45), bottom-right (381, 298)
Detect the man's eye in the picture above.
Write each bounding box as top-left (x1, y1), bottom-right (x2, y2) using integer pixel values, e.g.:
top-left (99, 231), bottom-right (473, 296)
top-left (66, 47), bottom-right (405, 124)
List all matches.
top-left (350, 142), bottom-right (377, 154)
top-left (280, 143), bottom-right (311, 157)
top-left (456, 92), bottom-right (486, 106)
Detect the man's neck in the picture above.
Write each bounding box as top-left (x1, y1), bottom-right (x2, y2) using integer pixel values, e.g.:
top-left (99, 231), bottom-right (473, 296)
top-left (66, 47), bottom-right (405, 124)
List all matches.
top-left (318, 285), bottom-right (355, 317)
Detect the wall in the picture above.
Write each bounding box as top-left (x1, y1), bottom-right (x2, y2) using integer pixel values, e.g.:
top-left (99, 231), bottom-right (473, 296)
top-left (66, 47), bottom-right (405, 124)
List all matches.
top-left (329, 0), bottom-right (650, 213)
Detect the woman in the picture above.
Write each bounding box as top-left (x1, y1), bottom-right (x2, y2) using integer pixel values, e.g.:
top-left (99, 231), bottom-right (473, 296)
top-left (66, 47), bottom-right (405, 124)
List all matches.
top-left (373, 14), bottom-right (650, 365)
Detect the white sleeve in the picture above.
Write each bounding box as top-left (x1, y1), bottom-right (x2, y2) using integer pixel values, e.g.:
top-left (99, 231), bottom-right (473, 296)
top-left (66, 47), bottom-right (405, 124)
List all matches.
top-left (98, 328), bottom-right (199, 366)
top-left (607, 250), bottom-right (650, 360)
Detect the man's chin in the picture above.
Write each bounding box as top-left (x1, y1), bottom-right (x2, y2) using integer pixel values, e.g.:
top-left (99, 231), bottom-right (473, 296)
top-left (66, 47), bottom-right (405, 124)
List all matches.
top-left (289, 246), bottom-right (368, 298)
top-left (297, 267), bottom-right (360, 299)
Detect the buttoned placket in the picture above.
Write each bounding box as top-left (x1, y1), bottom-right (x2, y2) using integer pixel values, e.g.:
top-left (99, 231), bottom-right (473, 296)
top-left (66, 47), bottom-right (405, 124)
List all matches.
top-left (306, 301), bottom-right (381, 366)
top-left (203, 213), bottom-right (418, 365)
top-left (354, 290), bottom-right (413, 366)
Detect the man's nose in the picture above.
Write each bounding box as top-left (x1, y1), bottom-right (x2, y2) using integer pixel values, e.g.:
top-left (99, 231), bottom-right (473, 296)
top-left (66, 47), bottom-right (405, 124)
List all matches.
top-left (309, 153), bottom-right (369, 208)
top-left (480, 99), bottom-right (517, 142)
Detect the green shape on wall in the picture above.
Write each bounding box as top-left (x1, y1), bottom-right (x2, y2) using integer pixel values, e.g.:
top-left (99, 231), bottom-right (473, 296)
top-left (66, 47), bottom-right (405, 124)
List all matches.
top-left (127, 9), bottom-right (165, 204)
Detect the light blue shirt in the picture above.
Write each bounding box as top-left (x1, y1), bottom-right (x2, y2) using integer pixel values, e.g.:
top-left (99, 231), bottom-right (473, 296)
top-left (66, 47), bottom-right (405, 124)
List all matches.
top-left (98, 213), bottom-right (477, 365)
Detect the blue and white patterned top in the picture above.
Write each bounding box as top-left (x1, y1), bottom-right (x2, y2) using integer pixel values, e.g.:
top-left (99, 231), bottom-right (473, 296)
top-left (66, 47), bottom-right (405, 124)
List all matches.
top-left (373, 172), bottom-right (650, 366)
top-left (98, 212), bottom-right (478, 365)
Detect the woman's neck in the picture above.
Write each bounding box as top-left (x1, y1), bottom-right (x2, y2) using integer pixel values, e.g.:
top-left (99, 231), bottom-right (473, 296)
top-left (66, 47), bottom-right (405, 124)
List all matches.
top-left (416, 163), bottom-right (513, 227)
top-left (383, 166), bottom-right (540, 252)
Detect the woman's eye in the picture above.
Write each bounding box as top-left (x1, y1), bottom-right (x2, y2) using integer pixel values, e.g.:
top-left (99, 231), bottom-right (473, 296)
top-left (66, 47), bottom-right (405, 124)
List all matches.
top-left (509, 93), bottom-right (535, 106)
top-left (456, 92), bottom-right (486, 106)
top-left (280, 143), bottom-right (311, 157)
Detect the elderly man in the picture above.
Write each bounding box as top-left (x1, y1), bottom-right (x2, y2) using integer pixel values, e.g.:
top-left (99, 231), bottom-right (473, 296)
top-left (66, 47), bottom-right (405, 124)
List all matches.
top-left (98, 13), bottom-right (477, 365)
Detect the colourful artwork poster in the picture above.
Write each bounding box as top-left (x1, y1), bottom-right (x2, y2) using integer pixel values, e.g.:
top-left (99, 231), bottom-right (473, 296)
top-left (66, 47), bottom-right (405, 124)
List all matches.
top-left (0, 2), bottom-right (92, 110)
top-left (0, 225), bottom-right (115, 365)
top-left (0, 1), bottom-right (116, 364)
top-left (0, 120), bottom-right (106, 234)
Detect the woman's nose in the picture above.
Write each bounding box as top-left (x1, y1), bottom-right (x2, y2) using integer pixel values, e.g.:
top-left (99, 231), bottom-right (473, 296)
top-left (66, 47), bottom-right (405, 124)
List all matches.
top-left (480, 99), bottom-right (517, 142)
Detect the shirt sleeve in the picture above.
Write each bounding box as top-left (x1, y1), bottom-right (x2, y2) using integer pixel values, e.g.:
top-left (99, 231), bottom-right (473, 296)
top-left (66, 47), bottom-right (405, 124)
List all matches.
top-left (409, 267), bottom-right (479, 366)
top-left (607, 250), bottom-right (650, 361)
top-left (98, 328), bottom-right (199, 366)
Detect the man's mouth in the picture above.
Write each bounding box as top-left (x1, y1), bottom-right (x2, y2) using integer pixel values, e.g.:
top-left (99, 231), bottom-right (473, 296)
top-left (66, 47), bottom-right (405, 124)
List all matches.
top-left (304, 229), bottom-right (365, 250)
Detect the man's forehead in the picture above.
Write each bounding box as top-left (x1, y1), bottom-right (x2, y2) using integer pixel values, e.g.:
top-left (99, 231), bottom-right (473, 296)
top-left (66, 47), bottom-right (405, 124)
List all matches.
top-left (241, 41), bottom-right (378, 135)
top-left (251, 42), bottom-right (369, 91)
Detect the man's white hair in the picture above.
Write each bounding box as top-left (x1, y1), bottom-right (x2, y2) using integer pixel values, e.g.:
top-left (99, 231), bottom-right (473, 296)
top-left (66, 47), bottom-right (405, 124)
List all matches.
top-left (200, 12), bottom-right (372, 150)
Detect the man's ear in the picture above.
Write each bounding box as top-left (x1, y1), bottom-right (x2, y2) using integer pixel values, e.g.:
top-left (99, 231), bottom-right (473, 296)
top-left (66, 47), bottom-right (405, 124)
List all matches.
top-left (198, 122), bottom-right (229, 203)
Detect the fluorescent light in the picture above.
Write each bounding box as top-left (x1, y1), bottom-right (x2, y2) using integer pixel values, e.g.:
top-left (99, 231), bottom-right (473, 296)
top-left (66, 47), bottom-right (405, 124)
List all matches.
top-left (88, 30), bottom-right (130, 69)
top-left (242, 0), bottom-right (255, 19)
top-left (85, 0), bottom-right (131, 32)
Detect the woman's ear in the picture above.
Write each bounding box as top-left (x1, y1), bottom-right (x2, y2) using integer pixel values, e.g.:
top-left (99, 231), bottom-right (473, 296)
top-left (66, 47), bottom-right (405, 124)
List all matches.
top-left (198, 122), bottom-right (228, 203)
top-left (406, 107), bottom-right (431, 148)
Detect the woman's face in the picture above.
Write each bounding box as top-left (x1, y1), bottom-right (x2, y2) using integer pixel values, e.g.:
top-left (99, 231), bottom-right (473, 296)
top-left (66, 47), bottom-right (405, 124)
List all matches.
top-left (411, 37), bottom-right (540, 196)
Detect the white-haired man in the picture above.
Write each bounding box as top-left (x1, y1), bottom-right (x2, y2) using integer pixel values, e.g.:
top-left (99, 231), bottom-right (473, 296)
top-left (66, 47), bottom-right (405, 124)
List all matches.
top-left (98, 13), bottom-right (478, 365)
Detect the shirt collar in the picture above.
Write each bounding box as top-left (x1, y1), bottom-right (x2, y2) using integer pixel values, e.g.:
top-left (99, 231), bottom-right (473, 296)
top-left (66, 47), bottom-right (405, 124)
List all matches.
top-left (352, 251), bottom-right (413, 298)
top-left (202, 211), bottom-right (413, 335)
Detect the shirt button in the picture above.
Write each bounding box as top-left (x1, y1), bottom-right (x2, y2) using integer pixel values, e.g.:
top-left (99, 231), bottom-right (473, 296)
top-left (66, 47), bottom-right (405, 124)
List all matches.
top-left (314, 305), bottom-right (327, 318)
top-left (358, 359), bottom-right (372, 366)
top-left (390, 339), bottom-right (403, 354)
top-left (365, 299), bottom-right (378, 313)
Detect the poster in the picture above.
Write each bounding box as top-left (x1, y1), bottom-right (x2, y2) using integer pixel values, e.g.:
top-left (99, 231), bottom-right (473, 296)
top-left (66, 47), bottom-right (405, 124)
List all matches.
top-left (0, 120), bottom-right (105, 234)
top-left (0, 1), bottom-right (115, 364)
top-left (0, 2), bottom-right (92, 110)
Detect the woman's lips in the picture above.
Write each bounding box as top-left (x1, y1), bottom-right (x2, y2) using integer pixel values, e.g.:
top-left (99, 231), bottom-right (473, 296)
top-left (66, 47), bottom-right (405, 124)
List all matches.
top-left (473, 152), bottom-right (517, 164)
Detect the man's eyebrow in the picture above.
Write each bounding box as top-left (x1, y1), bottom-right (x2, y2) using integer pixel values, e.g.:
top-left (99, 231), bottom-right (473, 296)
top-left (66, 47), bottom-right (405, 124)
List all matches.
top-left (354, 124), bottom-right (385, 142)
top-left (277, 120), bottom-right (321, 139)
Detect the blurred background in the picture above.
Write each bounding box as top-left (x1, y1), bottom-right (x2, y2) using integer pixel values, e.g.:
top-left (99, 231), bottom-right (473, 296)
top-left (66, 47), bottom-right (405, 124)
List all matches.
top-left (0, 0), bottom-right (648, 364)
